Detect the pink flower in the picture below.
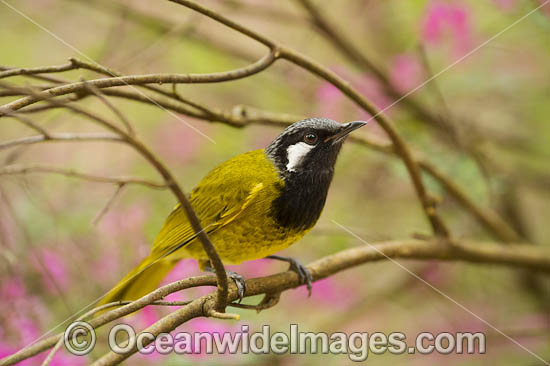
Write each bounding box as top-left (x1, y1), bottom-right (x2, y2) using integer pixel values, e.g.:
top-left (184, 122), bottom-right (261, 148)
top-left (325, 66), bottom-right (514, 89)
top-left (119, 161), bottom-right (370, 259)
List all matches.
top-left (389, 53), bottom-right (425, 93)
top-left (160, 259), bottom-right (201, 301)
top-left (316, 66), bottom-right (392, 121)
top-left (155, 119), bottom-right (201, 163)
top-left (290, 277), bottom-right (356, 309)
top-left (91, 247), bottom-right (122, 283)
top-left (187, 318), bottom-right (237, 355)
top-left (99, 203), bottom-right (149, 239)
top-left (316, 82), bottom-right (344, 120)
top-left (539, 0), bottom-right (550, 16)
top-left (492, 0), bottom-right (518, 11)
top-left (311, 277), bottom-right (357, 308)
top-left (422, 1), bottom-right (473, 57)
top-left (0, 343), bottom-right (15, 360)
top-left (0, 343), bottom-right (37, 366)
top-left (32, 249), bottom-right (70, 293)
top-left (419, 261), bottom-right (451, 286)
top-left (162, 259), bottom-right (199, 285)
top-left (13, 314), bottom-right (40, 345)
top-left (227, 258), bottom-right (273, 278)
top-left (0, 276), bottom-right (26, 300)
top-left (0, 344), bottom-right (86, 366)
top-left (139, 306), bottom-right (160, 327)
top-left (45, 350), bottom-right (87, 366)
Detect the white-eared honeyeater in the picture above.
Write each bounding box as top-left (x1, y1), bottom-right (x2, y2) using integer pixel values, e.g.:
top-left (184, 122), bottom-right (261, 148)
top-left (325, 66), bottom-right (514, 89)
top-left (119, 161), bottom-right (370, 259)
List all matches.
top-left (100, 118), bottom-right (366, 304)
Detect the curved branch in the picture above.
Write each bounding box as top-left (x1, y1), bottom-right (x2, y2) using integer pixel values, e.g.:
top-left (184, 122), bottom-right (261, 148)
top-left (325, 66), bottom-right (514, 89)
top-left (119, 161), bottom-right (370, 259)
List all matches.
top-left (38, 98), bottom-right (232, 312)
top-left (167, 0), bottom-right (449, 237)
top-left (2, 237), bottom-right (548, 366)
top-left (419, 161), bottom-right (522, 242)
top-left (68, 58), bottom-right (217, 116)
top-left (0, 83), bottom-right (520, 243)
top-left (91, 238), bottom-right (550, 366)
top-left (1, 82), bottom-right (520, 243)
top-left (0, 132), bottom-right (123, 150)
top-left (0, 276), bottom-right (218, 366)
top-left (0, 62), bottom-right (76, 80)
top-left (0, 51), bottom-right (277, 116)
top-left (0, 84), bottom-right (232, 311)
top-left (0, 164), bottom-right (167, 189)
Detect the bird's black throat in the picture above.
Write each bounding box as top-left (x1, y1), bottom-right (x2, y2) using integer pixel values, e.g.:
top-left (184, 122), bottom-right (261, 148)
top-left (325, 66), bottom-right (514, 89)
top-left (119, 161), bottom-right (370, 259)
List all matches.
top-left (270, 168), bottom-right (334, 230)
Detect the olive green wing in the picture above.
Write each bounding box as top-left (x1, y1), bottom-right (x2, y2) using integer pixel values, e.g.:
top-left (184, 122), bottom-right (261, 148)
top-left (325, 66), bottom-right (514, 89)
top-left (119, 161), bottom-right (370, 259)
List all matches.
top-left (150, 181), bottom-right (265, 260)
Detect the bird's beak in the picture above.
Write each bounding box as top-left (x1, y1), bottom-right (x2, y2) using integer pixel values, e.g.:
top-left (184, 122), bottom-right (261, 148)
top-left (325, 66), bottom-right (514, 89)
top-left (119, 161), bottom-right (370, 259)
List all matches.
top-left (327, 121), bottom-right (367, 145)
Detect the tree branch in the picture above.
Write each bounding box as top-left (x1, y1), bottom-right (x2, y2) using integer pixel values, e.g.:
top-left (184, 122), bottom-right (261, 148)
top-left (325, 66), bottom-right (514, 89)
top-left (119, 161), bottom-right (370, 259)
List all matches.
top-left (0, 51), bottom-right (276, 117)
top-left (90, 238), bottom-right (550, 366)
top-left (0, 82), bottom-right (519, 243)
top-left (0, 132), bottom-right (123, 150)
top-left (0, 62), bottom-right (76, 80)
top-left (2, 237), bottom-right (548, 366)
top-left (167, 0), bottom-right (449, 237)
top-left (0, 164), bottom-right (166, 189)
top-left (40, 95), bottom-right (233, 313)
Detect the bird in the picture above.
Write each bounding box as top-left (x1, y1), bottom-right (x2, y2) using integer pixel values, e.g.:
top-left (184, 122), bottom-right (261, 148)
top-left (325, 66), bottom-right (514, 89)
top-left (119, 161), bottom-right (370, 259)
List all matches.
top-left (99, 117), bottom-right (366, 306)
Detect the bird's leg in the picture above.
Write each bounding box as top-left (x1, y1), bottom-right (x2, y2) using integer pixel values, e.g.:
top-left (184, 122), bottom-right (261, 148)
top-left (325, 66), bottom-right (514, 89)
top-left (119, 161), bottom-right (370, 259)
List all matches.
top-left (203, 264), bottom-right (246, 303)
top-left (266, 255), bottom-right (313, 296)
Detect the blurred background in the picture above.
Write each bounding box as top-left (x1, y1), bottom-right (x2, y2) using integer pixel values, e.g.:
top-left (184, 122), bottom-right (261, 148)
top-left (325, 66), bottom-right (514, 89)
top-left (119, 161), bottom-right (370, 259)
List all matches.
top-left (0, 0), bottom-right (549, 365)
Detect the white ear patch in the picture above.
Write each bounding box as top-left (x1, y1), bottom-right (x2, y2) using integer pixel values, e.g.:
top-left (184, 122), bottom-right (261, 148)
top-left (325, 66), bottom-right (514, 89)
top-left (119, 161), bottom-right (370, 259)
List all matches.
top-left (286, 142), bottom-right (314, 172)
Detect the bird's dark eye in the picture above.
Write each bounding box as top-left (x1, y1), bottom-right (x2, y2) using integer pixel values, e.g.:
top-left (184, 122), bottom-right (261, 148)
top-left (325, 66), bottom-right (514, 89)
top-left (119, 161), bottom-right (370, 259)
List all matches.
top-left (303, 133), bottom-right (318, 145)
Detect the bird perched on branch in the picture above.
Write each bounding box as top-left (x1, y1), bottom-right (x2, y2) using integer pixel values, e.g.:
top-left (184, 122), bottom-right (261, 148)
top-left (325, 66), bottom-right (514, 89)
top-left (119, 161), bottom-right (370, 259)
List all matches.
top-left (99, 118), bottom-right (366, 305)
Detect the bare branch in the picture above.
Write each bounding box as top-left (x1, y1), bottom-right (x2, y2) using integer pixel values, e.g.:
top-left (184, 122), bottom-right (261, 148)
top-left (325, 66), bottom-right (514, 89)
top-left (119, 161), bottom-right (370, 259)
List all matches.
top-left (0, 132), bottom-right (123, 150)
top-left (66, 57), bottom-right (215, 115)
top-left (2, 82), bottom-right (518, 244)
top-left (419, 161), bottom-right (522, 242)
top-left (90, 238), bottom-right (550, 366)
top-left (80, 81), bottom-right (136, 136)
top-left (167, 0), bottom-right (449, 236)
top-left (0, 62), bottom-right (76, 80)
top-left (6, 114), bottom-right (51, 137)
top-left (0, 164), bottom-right (166, 189)
top-left (2, 237), bottom-right (548, 366)
top-left (0, 51), bottom-right (277, 117)
top-left (91, 183), bottom-right (126, 225)
top-left (1, 84), bottom-right (519, 244)
top-left (294, 0), bottom-right (460, 145)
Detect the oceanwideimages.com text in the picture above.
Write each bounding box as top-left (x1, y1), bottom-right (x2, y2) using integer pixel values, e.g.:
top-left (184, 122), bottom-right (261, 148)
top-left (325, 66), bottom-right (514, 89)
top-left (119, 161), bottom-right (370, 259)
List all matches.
top-left (65, 322), bottom-right (486, 361)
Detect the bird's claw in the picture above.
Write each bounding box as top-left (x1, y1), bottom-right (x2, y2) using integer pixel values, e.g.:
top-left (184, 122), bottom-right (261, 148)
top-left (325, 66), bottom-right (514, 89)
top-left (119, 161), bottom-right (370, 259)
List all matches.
top-left (226, 270), bottom-right (246, 303)
top-left (288, 259), bottom-right (313, 297)
top-left (267, 255), bottom-right (313, 297)
top-left (204, 266), bottom-right (246, 303)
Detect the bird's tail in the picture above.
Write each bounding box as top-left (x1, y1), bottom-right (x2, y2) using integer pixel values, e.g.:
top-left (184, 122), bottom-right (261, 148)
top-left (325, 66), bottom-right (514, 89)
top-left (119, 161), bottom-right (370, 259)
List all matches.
top-left (98, 254), bottom-right (177, 308)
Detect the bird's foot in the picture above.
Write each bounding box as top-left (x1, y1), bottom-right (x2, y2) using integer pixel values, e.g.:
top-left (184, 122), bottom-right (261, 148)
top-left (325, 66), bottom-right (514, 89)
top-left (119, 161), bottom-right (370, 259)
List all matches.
top-left (204, 267), bottom-right (246, 303)
top-left (226, 270), bottom-right (246, 303)
top-left (266, 255), bottom-right (313, 297)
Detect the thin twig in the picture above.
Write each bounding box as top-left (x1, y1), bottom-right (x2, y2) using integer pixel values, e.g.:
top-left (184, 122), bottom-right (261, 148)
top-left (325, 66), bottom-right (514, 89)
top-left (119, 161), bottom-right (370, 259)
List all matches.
top-left (0, 132), bottom-right (123, 150)
top-left (2, 237), bottom-right (549, 366)
top-left (168, 0), bottom-right (449, 236)
top-left (80, 81), bottom-right (136, 136)
top-left (0, 51), bottom-right (277, 116)
top-left (6, 114), bottom-right (51, 137)
top-left (91, 183), bottom-right (126, 226)
top-left (0, 62), bottom-right (76, 80)
top-left (40, 302), bottom-right (120, 366)
top-left (70, 57), bottom-right (216, 116)
top-left (1, 83), bottom-right (520, 243)
top-left (0, 164), bottom-right (167, 189)
top-left (90, 238), bottom-right (550, 366)
top-left (294, 0), bottom-right (461, 146)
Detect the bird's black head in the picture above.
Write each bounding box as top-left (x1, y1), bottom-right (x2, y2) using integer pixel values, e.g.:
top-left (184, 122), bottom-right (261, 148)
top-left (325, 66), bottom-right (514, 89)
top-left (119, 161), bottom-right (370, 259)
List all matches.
top-left (265, 117), bottom-right (366, 176)
top-left (265, 118), bottom-right (366, 230)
